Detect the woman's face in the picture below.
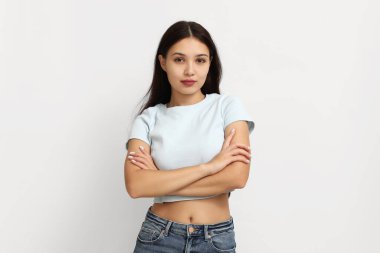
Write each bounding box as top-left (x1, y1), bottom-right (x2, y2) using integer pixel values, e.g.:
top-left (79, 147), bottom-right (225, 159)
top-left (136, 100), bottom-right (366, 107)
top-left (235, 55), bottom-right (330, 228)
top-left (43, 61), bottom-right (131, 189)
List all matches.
top-left (158, 37), bottom-right (211, 96)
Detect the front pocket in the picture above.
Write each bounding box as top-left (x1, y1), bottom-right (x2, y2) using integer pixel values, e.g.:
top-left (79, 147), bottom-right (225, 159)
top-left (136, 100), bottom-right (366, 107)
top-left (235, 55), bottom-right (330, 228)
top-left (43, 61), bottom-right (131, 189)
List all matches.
top-left (209, 229), bottom-right (236, 252)
top-left (136, 220), bottom-right (165, 243)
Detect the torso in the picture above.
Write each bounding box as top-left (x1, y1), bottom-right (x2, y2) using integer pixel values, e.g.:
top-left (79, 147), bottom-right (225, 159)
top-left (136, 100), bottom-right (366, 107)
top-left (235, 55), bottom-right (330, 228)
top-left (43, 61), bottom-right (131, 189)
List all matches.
top-left (149, 94), bottom-right (233, 225)
top-left (150, 193), bottom-right (231, 225)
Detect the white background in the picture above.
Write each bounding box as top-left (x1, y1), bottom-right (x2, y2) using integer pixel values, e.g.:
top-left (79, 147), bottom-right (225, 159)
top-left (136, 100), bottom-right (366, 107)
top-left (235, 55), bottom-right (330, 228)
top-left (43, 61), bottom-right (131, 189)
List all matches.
top-left (1, 0), bottom-right (379, 252)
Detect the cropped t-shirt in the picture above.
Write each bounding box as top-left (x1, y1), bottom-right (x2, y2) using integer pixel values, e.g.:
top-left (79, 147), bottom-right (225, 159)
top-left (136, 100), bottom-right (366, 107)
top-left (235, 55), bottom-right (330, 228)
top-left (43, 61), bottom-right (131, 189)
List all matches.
top-left (126, 93), bottom-right (255, 204)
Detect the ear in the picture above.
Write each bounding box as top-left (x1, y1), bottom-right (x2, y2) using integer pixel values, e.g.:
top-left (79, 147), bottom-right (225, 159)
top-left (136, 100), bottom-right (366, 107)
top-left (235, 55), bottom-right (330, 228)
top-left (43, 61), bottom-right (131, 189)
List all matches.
top-left (158, 54), bottom-right (167, 72)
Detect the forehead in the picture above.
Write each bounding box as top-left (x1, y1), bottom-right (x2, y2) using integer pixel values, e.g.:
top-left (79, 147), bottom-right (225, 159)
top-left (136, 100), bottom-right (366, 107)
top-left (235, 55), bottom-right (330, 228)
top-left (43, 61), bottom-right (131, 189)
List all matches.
top-left (168, 37), bottom-right (209, 56)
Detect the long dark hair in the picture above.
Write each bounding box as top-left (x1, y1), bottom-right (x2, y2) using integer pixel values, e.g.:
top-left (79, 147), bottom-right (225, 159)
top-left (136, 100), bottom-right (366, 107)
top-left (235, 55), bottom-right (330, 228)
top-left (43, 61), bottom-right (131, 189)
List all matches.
top-left (134, 20), bottom-right (223, 117)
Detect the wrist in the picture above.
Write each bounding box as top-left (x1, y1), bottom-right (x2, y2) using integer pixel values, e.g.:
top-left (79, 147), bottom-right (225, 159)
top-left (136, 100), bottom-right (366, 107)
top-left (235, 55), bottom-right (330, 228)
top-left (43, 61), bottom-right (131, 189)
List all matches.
top-left (200, 163), bottom-right (212, 176)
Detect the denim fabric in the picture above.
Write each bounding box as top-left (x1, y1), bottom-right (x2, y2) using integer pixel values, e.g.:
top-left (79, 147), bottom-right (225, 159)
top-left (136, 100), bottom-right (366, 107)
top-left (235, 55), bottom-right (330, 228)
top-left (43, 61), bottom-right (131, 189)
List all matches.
top-left (133, 206), bottom-right (237, 253)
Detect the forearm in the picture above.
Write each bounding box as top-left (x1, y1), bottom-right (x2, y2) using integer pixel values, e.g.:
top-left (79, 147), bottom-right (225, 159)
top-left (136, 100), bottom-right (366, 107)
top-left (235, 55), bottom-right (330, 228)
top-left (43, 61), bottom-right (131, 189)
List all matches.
top-left (167, 163), bottom-right (243, 197)
top-left (129, 164), bottom-right (210, 198)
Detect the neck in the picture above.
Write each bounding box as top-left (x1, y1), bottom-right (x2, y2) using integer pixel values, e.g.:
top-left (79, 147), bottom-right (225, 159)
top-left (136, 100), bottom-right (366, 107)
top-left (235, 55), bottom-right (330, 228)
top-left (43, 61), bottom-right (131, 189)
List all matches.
top-left (167, 93), bottom-right (206, 108)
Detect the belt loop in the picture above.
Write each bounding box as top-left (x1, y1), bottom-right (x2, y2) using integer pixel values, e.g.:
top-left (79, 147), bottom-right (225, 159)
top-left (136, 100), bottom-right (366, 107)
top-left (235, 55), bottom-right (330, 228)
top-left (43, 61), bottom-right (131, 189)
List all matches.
top-left (164, 221), bottom-right (172, 236)
top-left (204, 225), bottom-right (210, 241)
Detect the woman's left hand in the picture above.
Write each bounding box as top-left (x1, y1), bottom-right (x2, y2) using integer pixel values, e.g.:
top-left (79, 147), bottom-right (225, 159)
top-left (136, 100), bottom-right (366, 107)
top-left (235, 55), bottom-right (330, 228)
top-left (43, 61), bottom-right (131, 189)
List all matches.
top-left (127, 146), bottom-right (159, 171)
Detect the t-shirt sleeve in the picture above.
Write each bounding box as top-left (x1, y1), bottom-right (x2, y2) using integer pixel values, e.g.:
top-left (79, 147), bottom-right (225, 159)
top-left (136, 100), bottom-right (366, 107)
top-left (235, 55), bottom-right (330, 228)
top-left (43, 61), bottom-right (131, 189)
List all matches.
top-left (222, 95), bottom-right (255, 134)
top-left (126, 107), bottom-right (155, 150)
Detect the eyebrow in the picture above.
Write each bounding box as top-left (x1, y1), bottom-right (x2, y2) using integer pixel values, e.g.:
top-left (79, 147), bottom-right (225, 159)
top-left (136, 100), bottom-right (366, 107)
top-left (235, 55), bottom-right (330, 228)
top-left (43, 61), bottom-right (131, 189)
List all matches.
top-left (171, 52), bottom-right (209, 57)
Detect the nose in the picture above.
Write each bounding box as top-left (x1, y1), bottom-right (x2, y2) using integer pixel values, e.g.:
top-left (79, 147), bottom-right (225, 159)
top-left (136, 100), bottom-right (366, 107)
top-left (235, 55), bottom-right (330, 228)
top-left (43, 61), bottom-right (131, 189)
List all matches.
top-left (184, 61), bottom-right (195, 76)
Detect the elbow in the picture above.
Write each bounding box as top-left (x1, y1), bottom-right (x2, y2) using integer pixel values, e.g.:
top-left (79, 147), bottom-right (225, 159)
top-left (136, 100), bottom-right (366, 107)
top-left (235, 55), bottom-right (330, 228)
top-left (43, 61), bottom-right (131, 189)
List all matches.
top-left (233, 165), bottom-right (250, 189)
top-left (125, 170), bottom-right (144, 199)
top-left (235, 178), bottom-right (248, 189)
top-left (128, 190), bottom-right (139, 199)
top-left (126, 183), bottom-right (140, 199)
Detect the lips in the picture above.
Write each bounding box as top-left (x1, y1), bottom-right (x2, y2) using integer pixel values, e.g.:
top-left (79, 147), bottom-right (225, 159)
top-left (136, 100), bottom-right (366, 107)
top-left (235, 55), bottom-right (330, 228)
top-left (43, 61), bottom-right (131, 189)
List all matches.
top-left (181, 80), bottom-right (196, 85)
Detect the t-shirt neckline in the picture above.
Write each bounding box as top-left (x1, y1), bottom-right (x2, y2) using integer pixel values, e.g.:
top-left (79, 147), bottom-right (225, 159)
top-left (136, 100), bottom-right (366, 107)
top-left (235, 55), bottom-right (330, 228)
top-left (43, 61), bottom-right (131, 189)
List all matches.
top-left (164, 93), bottom-right (209, 111)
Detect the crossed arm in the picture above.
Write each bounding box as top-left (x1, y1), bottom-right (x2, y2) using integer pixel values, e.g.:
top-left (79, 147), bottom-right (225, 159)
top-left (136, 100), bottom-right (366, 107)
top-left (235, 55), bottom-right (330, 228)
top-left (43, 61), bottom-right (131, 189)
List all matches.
top-left (124, 120), bottom-right (251, 198)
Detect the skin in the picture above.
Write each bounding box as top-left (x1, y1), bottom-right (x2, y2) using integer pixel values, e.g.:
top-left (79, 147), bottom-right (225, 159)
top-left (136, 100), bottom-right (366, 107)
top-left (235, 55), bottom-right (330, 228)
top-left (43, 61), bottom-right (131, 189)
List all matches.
top-left (158, 37), bottom-right (211, 107)
top-left (126, 37), bottom-right (252, 225)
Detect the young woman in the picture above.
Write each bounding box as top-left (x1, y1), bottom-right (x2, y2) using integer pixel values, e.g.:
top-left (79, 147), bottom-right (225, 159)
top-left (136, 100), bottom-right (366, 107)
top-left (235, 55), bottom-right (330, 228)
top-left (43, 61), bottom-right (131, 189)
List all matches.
top-left (125, 20), bottom-right (255, 253)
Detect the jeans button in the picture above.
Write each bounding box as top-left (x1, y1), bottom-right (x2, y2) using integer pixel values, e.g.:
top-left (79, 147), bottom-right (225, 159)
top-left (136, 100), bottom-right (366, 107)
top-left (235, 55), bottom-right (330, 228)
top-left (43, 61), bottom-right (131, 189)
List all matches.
top-left (188, 226), bottom-right (195, 233)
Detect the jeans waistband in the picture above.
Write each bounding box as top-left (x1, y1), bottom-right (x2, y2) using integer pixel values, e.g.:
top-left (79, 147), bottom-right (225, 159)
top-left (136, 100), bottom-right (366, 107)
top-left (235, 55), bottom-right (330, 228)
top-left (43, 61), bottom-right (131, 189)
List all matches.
top-left (145, 206), bottom-right (234, 238)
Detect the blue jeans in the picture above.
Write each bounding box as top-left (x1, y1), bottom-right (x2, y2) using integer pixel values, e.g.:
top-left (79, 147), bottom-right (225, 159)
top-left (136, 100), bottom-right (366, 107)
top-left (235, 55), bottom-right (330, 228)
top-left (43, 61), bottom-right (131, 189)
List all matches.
top-left (133, 206), bottom-right (237, 253)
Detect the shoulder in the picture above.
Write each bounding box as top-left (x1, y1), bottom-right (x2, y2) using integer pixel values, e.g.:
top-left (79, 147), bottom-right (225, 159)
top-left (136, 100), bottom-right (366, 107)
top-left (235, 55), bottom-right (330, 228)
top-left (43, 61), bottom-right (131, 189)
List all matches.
top-left (216, 93), bottom-right (245, 109)
top-left (129, 105), bottom-right (160, 134)
top-left (217, 93), bottom-right (255, 134)
top-left (126, 105), bottom-right (160, 149)
top-left (203, 92), bottom-right (233, 105)
top-left (141, 104), bottom-right (160, 115)
top-left (204, 93), bottom-right (246, 112)
top-left (209, 92), bottom-right (239, 102)
top-left (135, 104), bottom-right (160, 122)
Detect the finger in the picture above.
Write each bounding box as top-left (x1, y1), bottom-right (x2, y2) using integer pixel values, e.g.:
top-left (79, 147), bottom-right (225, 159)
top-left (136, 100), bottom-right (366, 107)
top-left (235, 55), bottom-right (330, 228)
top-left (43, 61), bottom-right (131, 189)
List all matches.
top-left (139, 146), bottom-right (148, 155)
top-left (234, 143), bottom-right (251, 152)
top-left (241, 144), bottom-right (251, 152)
top-left (222, 128), bottom-right (235, 149)
top-left (135, 149), bottom-right (155, 166)
top-left (130, 159), bottom-right (149, 169)
top-left (230, 143), bottom-right (251, 153)
top-left (231, 155), bottom-right (251, 164)
top-left (128, 152), bottom-right (147, 161)
top-left (128, 153), bottom-right (140, 159)
top-left (230, 149), bottom-right (251, 160)
top-left (133, 157), bottom-right (157, 170)
top-left (130, 156), bottom-right (149, 165)
top-left (129, 152), bottom-right (148, 161)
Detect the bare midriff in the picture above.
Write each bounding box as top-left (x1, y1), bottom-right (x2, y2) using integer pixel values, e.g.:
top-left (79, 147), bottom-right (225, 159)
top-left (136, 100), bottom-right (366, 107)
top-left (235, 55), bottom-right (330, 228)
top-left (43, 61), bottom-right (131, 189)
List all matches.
top-left (150, 193), bottom-right (231, 225)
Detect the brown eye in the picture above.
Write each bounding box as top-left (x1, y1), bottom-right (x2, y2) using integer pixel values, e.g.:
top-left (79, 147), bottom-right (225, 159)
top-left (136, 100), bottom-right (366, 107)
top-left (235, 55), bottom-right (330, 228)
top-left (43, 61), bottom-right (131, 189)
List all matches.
top-left (197, 58), bottom-right (206, 63)
top-left (174, 58), bottom-right (184, 62)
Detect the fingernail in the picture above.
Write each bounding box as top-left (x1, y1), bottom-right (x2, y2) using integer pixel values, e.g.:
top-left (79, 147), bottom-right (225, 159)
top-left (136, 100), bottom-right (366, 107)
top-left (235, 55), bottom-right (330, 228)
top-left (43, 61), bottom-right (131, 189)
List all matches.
top-left (129, 152), bottom-right (135, 155)
top-left (139, 146), bottom-right (144, 150)
top-left (231, 128), bottom-right (235, 133)
top-left (128, 156), bottom-right (133, 159)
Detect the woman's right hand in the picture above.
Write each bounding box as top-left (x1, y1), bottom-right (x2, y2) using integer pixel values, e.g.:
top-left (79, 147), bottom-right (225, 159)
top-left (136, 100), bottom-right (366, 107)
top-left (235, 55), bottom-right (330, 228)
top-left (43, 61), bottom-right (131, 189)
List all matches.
top-left (204, 128), bottom-right (251, 175)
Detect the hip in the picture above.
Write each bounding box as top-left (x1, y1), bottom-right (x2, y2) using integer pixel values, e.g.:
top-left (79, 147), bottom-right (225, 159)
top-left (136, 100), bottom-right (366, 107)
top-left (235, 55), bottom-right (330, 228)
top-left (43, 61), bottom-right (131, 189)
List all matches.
top-left (133, 205), bottom-right (236, 252)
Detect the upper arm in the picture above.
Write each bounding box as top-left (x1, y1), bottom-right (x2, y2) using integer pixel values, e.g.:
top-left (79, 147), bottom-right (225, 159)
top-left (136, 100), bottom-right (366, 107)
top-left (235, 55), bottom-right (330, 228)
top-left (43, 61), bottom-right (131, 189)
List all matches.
top-left (225, 120), bottom-right (251, 147)
top-left (126, 108), bottom-right (154, 150)
top-left (222, 95), bottom-right (255, 188)
top-left (222, 95), bottom-right (255, 135)
top-left (124, 107), bottom-right (155, 197)
top-left (224, 121), bottom-right (251, 188)
top-left (124, 138), bottom-right (151, 198)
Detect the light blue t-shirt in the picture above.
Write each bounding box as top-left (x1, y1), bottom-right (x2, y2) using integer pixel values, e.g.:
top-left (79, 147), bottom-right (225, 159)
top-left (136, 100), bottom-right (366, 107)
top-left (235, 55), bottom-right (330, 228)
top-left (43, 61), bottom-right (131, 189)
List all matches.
top-left (126, 93), bottom-right (255, 203)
